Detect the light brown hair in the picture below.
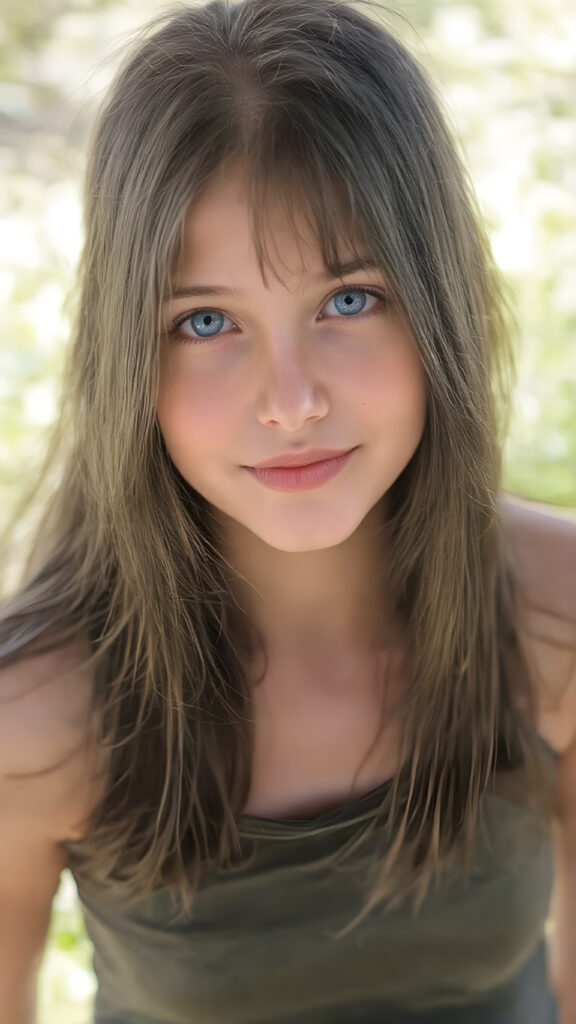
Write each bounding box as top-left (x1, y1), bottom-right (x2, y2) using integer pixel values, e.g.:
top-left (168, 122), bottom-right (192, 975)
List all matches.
top-left (0, 0), bottom-right (552, 934)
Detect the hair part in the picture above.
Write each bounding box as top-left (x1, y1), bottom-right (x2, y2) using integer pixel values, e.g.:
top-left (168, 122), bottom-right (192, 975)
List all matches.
top-left (0, 0), bottom-right (553, 934)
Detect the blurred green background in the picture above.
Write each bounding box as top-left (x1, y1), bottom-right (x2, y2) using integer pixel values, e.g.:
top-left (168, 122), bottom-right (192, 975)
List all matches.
top-left (0, 0), bottom-right (574, 1021)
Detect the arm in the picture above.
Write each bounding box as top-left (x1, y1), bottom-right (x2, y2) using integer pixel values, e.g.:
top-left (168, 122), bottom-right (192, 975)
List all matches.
top-left (0, 820), bottom-right (68, 1024)
top-left (0, 641), bottom-right (103, 1024)
top-left (550, 721), bottom-right (576, 1023)
top-left (500, 494), bottom-right (576, 1018)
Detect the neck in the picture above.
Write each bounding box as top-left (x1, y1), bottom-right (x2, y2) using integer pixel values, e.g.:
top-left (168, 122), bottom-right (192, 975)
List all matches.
top-left (214, 500), bottom-right (398, 660)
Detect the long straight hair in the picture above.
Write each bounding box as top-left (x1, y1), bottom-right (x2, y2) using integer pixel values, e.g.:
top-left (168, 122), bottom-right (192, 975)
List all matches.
top-left (0, 0), bottom-right (553, 932)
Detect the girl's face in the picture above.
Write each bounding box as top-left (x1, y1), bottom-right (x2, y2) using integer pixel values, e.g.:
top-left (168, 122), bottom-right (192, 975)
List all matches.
top-left (157, 164), bottom-right (427, 553)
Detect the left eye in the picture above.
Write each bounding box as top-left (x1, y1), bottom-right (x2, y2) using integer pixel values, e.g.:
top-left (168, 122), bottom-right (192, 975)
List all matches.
top-left (324, 288), bottom-right (380, 317)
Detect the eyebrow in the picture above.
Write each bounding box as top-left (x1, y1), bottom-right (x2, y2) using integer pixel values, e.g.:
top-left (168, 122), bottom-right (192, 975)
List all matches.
top-left (167, 256), bottom-right (380, 301)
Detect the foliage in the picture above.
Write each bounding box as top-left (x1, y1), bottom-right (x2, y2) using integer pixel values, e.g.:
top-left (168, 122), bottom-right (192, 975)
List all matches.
top-left (38, 872), bottom-right (95, 1024)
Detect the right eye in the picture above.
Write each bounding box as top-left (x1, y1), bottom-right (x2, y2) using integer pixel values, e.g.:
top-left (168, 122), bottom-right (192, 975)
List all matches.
top-left (170, 308), bottom-right (236, 344)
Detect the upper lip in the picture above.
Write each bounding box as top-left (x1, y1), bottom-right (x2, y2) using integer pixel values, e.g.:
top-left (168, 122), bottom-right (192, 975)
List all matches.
top-left (248, 447), bottom-right (356, 469)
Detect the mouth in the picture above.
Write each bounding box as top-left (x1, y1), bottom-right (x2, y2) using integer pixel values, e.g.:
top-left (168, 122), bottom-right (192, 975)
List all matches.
top-left (247, 447), bottom-right (357, 470)
top-left (243, 447), bottom-right (358, 492)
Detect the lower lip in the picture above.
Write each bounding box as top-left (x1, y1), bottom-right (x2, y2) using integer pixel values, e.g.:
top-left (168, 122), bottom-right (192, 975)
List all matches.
top-left (245, 448), bottom-right (357, 491)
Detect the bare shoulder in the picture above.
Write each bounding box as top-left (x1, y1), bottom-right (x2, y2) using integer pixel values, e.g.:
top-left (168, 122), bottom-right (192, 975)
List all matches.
top-left (500, 492), bottom-right (576, 751)
top-left (0, 632), bottom-right (108, 841)
top-left (500, 492), bottom-right (576, 625)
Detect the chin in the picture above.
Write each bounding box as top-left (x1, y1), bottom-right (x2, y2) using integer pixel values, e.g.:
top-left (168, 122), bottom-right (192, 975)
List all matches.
top-left (246, 516), bottom-right (367, 553)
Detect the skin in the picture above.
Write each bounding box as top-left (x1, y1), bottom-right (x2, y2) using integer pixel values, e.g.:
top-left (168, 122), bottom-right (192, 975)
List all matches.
top-left (156, 161), bottom-right (427, 665)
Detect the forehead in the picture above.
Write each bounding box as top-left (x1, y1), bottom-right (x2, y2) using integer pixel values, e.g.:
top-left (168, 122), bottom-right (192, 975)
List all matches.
top-left (176, 159), bottom-right (365, 288)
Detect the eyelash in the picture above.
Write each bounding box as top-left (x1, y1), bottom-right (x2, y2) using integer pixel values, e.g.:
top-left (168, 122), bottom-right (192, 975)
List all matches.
top-left (168, 286), bottom-right (389, 345)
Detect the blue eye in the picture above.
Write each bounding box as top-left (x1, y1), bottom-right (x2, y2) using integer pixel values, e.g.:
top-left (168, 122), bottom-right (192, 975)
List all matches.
top-left (326, 289), bottom-right (375, 317)
top-left (184, 309), bottom-right (233, 338)
top-left (169, 287), bottom-right (385, 345)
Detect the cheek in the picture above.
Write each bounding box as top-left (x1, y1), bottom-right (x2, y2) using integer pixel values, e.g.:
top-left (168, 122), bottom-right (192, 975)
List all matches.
top-left (359, 343), bottom-right (427, 430)
top-left (392, 360), bottom-right (427, 424)
top-left (156, 361), bottom-right (234, 467)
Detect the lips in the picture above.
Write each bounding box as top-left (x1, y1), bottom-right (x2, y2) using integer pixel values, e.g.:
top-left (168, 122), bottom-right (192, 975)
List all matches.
top-left (245, 447), bottom-right (357, 492)
top-left (249, 447), bottom-right (356, 469)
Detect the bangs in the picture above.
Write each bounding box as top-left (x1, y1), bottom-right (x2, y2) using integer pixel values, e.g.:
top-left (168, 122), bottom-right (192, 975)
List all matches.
top-left (243, 133), bottom-right (377, 289)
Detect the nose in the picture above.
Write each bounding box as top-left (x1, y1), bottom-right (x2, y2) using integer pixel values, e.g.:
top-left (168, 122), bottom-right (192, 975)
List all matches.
top-left (255, 330), bottom-right (330, 430)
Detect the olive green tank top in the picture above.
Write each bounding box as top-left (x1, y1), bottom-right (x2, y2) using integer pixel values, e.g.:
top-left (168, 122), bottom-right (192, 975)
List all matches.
top-left (66, 738), bottom-right (559, 1023)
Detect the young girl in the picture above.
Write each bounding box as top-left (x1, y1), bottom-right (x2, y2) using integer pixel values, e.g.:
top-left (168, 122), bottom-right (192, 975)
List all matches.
top-left (1, 0), bottom-right (575, 1021)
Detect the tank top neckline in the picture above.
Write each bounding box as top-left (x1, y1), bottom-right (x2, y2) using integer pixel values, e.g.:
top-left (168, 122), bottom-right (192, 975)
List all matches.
top-left (236, 732), bottom-right (559, 838)
top-left (238, 772), bottom-right (396, 835)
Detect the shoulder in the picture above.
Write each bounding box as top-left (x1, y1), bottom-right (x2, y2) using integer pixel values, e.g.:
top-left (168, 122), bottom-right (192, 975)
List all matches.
top-left (500, 492), bottom-right (576, 626)
top-left (0, 632), bottom-right (95, 775)
top-left (499, 492), bottom-right (576, 752)
top-left (0, 632), bottom-right (108, 842)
